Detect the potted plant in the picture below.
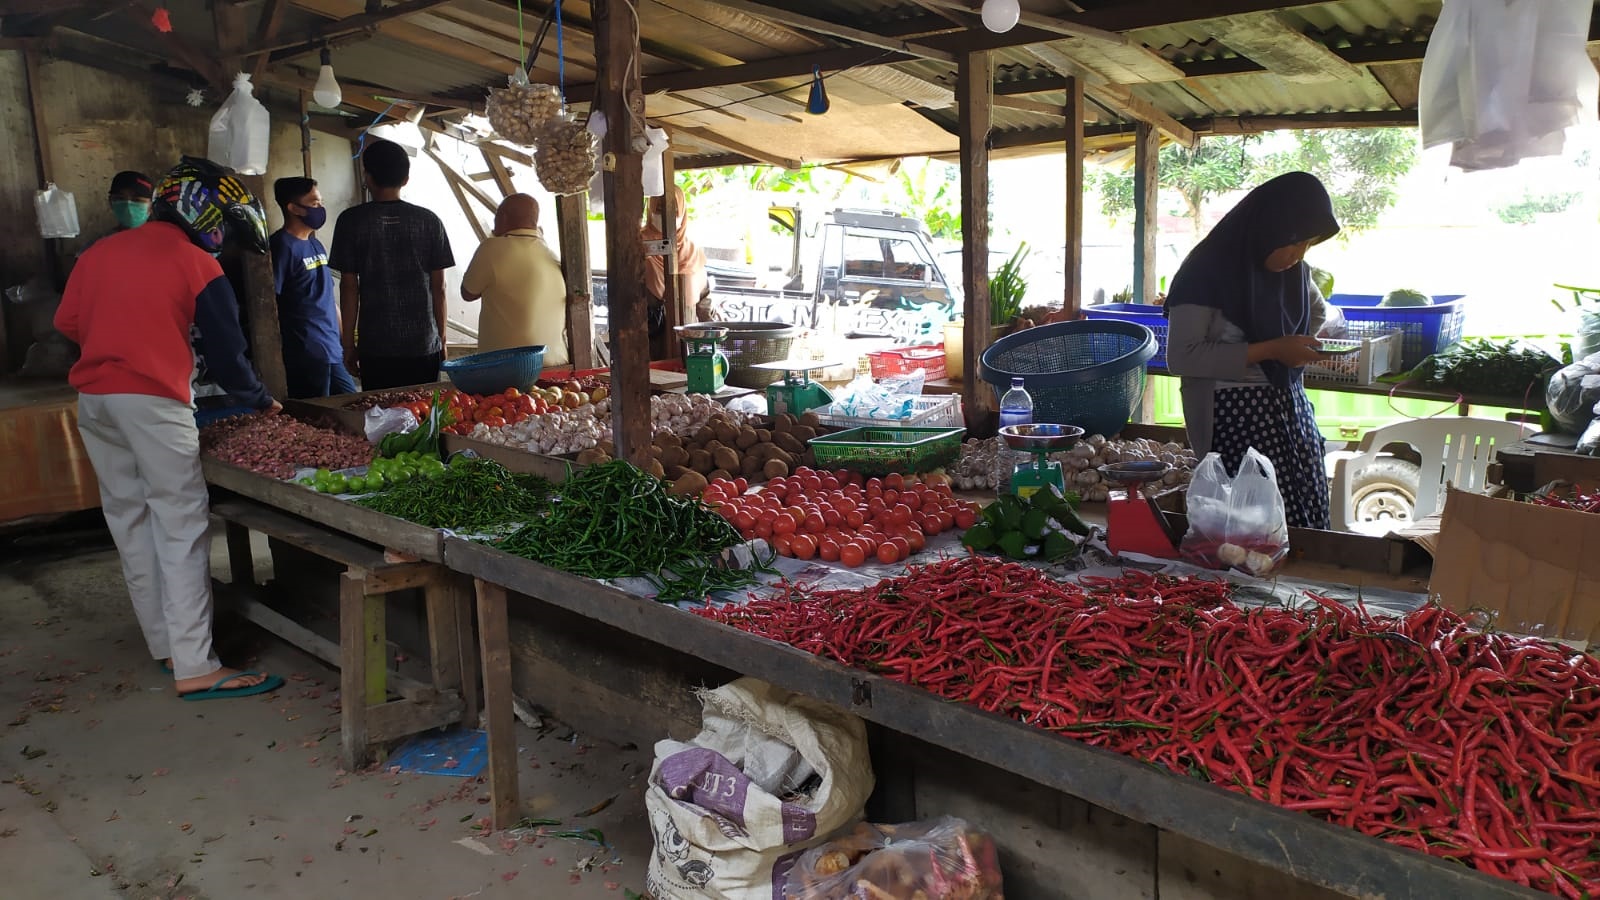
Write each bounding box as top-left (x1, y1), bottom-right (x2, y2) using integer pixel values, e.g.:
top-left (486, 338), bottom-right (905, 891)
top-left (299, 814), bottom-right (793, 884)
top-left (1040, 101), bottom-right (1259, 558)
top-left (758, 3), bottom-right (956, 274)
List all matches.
top-left (990, 243), bottom-right (1029, 340)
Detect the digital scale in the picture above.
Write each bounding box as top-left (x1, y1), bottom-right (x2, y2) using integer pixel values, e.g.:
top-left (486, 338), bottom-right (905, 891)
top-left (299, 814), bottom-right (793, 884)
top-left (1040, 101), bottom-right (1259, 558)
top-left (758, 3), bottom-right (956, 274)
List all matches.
top-left (755, 359), bottom-right (837, 417)
top-left (1099, 461), bottom-right (1181, 558)
top-left (997, 424), bottom-right (1083, 499)
top-left (676, 325), bottom-right (730, 395)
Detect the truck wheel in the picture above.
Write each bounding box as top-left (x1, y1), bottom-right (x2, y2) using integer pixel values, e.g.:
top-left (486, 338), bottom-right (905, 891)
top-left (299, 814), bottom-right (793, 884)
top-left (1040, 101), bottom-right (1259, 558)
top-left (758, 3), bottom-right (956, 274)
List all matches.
top-left (1347, 457), bottom-right (1421, 526)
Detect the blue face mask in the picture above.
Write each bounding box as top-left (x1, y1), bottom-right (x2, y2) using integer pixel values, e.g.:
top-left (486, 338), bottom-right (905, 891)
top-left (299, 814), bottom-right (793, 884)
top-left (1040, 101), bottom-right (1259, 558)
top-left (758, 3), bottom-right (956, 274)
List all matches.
top-left (111, 199), bottom-right (150, 230)
top-left (297, 205), bottom-right (327, 230)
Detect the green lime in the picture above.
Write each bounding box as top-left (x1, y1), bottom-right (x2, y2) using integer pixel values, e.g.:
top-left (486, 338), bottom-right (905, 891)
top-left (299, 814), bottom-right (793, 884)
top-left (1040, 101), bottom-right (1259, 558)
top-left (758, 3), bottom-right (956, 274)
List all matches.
top-left (329, 475), bottom-right (349, 494)
top-left (314, 468), bottom-right (332, 481)
top-left (314, 481), bottom-right (332, 493)
top-left (348, 477), bottom-right (369, 494)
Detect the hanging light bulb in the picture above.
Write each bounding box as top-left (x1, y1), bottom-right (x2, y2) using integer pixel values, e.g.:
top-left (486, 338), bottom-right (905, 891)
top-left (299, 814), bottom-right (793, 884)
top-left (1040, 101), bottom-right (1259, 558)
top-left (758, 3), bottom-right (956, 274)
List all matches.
top-left (313, 48), bottom-right (342, 108)
top-left (807, 65), bottom-right (830, 115)
top-left (980, 0), bottom-right (1021, 33)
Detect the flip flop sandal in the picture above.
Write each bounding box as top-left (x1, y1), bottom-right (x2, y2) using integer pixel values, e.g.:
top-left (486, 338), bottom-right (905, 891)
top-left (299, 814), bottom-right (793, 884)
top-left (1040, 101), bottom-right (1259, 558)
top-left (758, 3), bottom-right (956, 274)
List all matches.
top-left (180, 671), bottom-right (285, 702)
top-left (158, 661), bottom-right (173, 675)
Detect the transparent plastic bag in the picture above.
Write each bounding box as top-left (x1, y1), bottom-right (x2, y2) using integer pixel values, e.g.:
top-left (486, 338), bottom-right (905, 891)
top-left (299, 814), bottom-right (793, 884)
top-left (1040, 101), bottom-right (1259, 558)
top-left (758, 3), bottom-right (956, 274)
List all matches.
top-left (34, 184), bottom-right (80, 239)
top-left (786, 818), bottom-right (1004, 900)
top-left (208, 73), bottom-right (270, 175)
top-left (1180, 448), bottom-right (1289, 577)
top-left (486, 71), bottom-right (561, 146)
top-left (643, 126), bottom-right (669, 197)
top-left (1545, 352), bottom-right (1600, 433)
top-left (364, 406), bottom-right (419, 443)
top-left (1316, 301), bottom-right (1347, 340)
top-left (535, 115), bottom-right (598, 196)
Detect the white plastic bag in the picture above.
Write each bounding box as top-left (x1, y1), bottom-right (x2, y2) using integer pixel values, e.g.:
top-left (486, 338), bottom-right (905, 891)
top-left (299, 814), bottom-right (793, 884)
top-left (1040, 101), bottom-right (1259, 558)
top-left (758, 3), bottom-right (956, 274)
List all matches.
top-left (585, 111), bottom-right (609, 207)
top-left (208, 73), bottom-right (270, 175)
top-left (1180, 448), bottom-right (1289, 577)
top-left (645, 677), bottom-right (874, 900)
top-left (643, 126), bottom-right (670, 198)
top-left (34, 184), bottom-right (80, 239)
top-left (364, 406), bottom-right (419, 443)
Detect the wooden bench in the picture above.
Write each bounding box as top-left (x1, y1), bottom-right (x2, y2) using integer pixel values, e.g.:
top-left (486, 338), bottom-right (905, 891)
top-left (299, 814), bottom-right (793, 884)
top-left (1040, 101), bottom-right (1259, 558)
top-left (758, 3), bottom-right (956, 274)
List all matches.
top-left (211, 497), bottom-right (479, 770)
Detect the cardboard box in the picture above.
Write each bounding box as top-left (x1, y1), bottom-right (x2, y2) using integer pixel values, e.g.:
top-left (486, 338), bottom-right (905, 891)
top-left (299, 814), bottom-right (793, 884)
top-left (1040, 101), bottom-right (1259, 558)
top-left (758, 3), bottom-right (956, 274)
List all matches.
top-left (1429, 487), bottom-right (1600, 644)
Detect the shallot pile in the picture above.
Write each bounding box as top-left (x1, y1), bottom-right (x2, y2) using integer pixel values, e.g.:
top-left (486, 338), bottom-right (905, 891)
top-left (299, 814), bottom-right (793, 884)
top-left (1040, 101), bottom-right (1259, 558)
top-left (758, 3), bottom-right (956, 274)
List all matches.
top-left (201, 414), bottom-right (373, 479)
top-left (950, 434), bottom-right (1197, 500)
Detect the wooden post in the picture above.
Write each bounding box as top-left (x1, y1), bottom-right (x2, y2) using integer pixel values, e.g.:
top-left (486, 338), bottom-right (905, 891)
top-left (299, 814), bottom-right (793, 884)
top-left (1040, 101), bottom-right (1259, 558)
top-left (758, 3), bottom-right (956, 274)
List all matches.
top-left (22, 49), bottom-right (60, 298)
top-left (299, 90), bottom-right (314, 177)
top-left (1062, 75), bottom-right (1085, 318)
top-left (595, 0), bottom-right (651, 465)
top-left (657, 150), bottom-right (682, 361)
top-left (239, 174), bottom-right (289, 399)
top-left (958, 49), bottom-right (994, 431)
top-left (474, 578), bottom-right (518, 830)
top-left (339, 571), bottom-right (370, 769)
top-left (1133, 122), bottom-right (1159, 305)
top-left (555, 194), bottom-right (595, 370)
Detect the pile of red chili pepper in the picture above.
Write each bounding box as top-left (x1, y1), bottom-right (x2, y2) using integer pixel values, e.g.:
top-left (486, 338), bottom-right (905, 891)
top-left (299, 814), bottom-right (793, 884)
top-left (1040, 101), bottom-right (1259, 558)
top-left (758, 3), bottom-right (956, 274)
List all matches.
top-left (700, 556), bottom-right (1600, 896)
top-left (1529, 489), bottom-right (1600, 514)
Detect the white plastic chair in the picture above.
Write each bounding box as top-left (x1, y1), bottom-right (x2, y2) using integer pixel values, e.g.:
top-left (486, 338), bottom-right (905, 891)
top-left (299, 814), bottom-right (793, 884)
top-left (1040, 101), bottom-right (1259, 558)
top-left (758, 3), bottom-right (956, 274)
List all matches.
top-left (1329, 417), bottom-right (1529, 533)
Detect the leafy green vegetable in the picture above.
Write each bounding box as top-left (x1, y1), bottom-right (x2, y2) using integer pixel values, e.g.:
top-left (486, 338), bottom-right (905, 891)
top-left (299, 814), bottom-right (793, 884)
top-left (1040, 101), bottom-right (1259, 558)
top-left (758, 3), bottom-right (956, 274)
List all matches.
top-left (1395, 337), bottom-right (1558, 400)
top-left (1379, 288), bottom-right (1430, 308)
top-left (990, 243), bottom-right (1029, 327)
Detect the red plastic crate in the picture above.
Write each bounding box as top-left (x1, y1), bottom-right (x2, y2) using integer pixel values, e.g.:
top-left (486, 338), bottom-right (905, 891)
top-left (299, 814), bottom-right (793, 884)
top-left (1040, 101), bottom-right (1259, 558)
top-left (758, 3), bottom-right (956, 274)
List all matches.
top-left (868, 345), bottom-right (947, 382)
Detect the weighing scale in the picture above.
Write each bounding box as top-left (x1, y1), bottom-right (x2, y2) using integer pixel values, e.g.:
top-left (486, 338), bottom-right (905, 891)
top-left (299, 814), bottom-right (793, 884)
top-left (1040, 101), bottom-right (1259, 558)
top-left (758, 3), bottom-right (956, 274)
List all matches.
top-left (676, 325), bottom-right (730, 394)
top-left (755, 359), bottom-right (838, 417)
top-left (998, 424), bottom-right (1084, 499)
top-left (1099, 461), bottom-right (1182, 558)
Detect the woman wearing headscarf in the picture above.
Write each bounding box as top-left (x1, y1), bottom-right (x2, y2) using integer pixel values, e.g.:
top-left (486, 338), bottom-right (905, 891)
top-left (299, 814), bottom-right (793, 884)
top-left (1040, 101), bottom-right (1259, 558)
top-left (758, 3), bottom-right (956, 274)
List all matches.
top-left (642, 187), bottom-right (709, 354)
top-left (1163, 172), bottom-right (1340, 530)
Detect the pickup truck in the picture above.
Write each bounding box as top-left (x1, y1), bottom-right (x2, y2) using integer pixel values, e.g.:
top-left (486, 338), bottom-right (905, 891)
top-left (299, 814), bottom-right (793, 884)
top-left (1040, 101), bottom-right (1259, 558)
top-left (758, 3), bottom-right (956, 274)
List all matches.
top-left (591, 207), bottom-right (960, 347)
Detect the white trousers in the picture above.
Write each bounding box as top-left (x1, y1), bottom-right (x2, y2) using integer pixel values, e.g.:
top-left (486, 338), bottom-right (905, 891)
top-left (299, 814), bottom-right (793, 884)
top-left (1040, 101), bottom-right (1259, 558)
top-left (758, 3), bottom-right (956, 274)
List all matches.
top-left (76, 393), bottom-right (221, 680)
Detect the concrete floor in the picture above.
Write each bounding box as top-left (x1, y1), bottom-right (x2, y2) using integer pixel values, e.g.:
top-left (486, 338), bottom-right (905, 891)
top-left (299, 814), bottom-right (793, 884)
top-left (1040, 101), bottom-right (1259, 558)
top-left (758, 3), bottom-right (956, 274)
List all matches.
top-left (0, 521), bottom-right (656, 900)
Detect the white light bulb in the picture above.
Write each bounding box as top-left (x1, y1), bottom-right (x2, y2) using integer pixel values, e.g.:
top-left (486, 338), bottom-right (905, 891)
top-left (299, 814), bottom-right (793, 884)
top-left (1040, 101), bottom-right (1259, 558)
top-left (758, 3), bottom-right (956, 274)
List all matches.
top-left (980, 0), bottom-right (1020, 33)
top-left (313, 50), bottom-right (342, 108)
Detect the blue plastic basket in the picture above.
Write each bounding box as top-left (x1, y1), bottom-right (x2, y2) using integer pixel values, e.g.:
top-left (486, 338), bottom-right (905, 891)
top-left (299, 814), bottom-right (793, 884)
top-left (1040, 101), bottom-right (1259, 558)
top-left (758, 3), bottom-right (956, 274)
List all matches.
top-left (441, 345), bottom-right (546, 395)
top-left (980, 320), bottom-right (1157, 438)
top-left (1082, 303), bottom-right (1171, 368)
top-left (1327, 294), bottom-right (1466, 371)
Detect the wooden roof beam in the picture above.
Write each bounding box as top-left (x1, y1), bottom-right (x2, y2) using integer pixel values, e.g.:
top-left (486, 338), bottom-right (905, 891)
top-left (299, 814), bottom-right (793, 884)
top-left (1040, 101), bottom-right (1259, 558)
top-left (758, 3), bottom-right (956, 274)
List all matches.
top-left (1207, 12), bottom-right (1361, 83)
top-left (698, 0), bottom-right (956, 63)
top-left (252, 0), bottom-right (457, 56)
top-left (914, 0), bottom-right (1126, 45)
top-left (1025, 44), bottom-right (1195, 147)
top-left (669, 124), bottom-right (805, 169)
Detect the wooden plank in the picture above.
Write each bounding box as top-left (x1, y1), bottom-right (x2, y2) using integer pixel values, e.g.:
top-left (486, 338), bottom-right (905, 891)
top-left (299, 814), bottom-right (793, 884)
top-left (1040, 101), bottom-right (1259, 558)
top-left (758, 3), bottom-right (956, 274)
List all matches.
top-left (1063, 75), bottom-right (1085, 319)
top-left (449, 574), bottom-right (480, 728)
top-left (474, 578), bottom-right (519, 829)
top-left (915, 0), bottom-right (1125, 45)
top-left (698, 0), bottom-right (955, 63)
top-left (656, 151), bottom-right (681, 362)
top-left (481, 147), bottom-right (516, 199)
top-left (339, 570), bottom-right (371, 769)
top-left (225, 521), bottom-right (255, 586)
top-left (424, 574), bottom-right (465, 703)
top-left (1159, 830), bottom-right (1349, 900)
top-left (1024, 45), bottom-right (1197, 148)
top-left (438, 537), bottom-right (1533, 900)
top-left (669, 125), bottom-right (803, 170)
top-left (570, 46), bottom-right (916, 103)
top-left (440, 434), bottom-right (576, 482)
top-left (236, 174), bottom-right (290, 401)
top-left (596, 0), bottom-right (652, 467)
top-left (1132, 122), bottom-right (1159, 305)
top-left (254, 0), bottom-right (458, 56)
top-left (364, 695), bottom-right (465, 743)
top-left (210, 498), bottom-right (393, 571)
top-left (554, 193), bottom-right (595, 371)
top-left (1207, 12), bottom-right (1362, 85)
top-left (361, 564), bottom-right (438, 594)
top-left (958, 49), bottom-right (994, 433)
top-left (249, 0), bottom-right (290, 81)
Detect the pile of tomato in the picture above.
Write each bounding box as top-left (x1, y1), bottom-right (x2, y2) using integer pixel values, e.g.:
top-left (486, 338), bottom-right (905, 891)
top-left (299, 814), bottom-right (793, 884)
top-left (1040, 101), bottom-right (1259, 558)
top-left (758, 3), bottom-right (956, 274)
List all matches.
top-left (702, 467), bottom-right (979, 567)
top-left (390, 389), bottom-right (552, 435)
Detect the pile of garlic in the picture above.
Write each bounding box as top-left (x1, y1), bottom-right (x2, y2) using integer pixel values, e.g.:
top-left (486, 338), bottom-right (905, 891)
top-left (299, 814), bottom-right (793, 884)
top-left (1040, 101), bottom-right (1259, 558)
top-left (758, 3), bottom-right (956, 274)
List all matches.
top-left (651, 393), bottom-right (758, 436)
top-left (950, 434), bottom-right (1198, 502)
top-left (535, 117), bottom-right (598, 195)
top-left (486, 82), bottom-right (562, 146)
top-left (471, 399), bottom-right (612, 455)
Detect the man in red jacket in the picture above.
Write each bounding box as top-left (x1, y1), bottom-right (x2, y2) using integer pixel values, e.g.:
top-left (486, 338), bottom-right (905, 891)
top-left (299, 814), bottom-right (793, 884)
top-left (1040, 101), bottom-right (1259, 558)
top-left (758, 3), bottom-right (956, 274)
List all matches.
top-left (56, 157), bottom-right (285, 701)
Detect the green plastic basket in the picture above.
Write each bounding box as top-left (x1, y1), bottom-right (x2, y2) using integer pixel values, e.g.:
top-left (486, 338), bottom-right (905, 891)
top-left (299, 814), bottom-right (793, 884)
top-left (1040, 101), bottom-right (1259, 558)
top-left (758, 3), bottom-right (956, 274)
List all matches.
top-left (807, 426), bottom-right (966, 476)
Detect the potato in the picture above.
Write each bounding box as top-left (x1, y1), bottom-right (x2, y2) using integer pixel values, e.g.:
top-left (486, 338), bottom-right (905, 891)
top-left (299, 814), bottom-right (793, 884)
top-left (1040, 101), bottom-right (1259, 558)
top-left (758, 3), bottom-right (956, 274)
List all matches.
top-left (798, 411), bottom-right (821, 428)
top-left (712, 421), bottom-right (738, 445)
top-left (704, 439), bottom-right (725, 452)
top-left (669, 471), bottom-right (709, 497)
top-left (755, 428), bottom-right (772, 444)
top-left (688, 448), bottom-right (714, 474)
top-left (711, 446), bottom-right (741, 473)
top-left (735, 426), bottom-right (759, 450)
top-left (772, 432), bottom-right (806, 455)
top-left (660, 445), bottom-right (690, 469)
top-left (648, 443), bottom-right (665, 458)
top-left (656, 431), bottom-right (682, 448)
top-left (599, 440), bottom-right (615, 456)
top-left (791, 425), bottom-right (817, 442)
top-left (762, 458), bottom-right (790, 480)
top-left (664, 465), bottom-right (690, 482)
top-left (740, 454), bottom-right (763, 476)
top-left (773, 414), bottom-right (795, 434)
top-left (644, 458), bottom-right (666, 479)
top-left (707, 468), bottom-right (734, 483)
top-left (575, 447), bottom-right (609, 466)
top-left (689, 428), bottom-right (711, 447)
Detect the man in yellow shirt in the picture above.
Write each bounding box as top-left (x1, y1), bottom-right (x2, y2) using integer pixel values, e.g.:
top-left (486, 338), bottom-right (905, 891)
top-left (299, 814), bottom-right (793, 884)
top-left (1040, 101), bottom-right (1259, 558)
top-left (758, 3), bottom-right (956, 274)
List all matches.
top-left (461, 193), bottom-right (570, 364)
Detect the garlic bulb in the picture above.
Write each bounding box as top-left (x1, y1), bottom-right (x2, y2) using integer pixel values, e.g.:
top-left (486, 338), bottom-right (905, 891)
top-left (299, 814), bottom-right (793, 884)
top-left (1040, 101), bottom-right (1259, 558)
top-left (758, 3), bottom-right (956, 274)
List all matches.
top-left (535, 116), bottom-right (599, 196)
top-left (486, 82), bottom-right (562, 147)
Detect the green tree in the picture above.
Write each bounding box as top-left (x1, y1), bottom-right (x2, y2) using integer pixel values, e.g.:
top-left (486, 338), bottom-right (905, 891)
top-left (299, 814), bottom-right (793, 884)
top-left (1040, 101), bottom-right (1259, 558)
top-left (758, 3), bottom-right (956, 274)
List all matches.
top-left (896, 158), bottom-right (962, 239)
top-left (1493, 191), bottom-right (1581, 224)
top-left (1089, 137), bottom-right (1255, 234)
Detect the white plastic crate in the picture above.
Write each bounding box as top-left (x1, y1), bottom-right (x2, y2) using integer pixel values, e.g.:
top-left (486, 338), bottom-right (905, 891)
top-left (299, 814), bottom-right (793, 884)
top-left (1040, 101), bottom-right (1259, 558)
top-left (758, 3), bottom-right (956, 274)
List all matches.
top-left (1305, 332), bottom-right (1403, 386)
top-left (815, 394), bottom-right (965, 430)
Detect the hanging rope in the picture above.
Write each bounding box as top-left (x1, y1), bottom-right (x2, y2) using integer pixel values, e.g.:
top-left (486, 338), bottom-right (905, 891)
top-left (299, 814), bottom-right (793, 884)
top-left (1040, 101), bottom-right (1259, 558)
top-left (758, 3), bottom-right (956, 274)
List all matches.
top-left (554, 0), bottom-right (567, 102)
top-left (515, 0), bottom-right (526, 74)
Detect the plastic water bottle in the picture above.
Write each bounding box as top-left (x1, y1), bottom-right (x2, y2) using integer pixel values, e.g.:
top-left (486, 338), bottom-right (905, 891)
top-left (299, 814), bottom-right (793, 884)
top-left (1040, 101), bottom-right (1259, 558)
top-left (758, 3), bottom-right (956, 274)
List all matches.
top-left (998, 378), bottom-right (1033, 429)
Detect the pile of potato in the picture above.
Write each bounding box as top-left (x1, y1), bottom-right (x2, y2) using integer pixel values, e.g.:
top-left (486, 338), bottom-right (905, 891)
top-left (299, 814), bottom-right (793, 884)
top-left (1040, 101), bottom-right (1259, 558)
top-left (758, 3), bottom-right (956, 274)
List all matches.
top-left (576, 411), bottom-right (824, 496)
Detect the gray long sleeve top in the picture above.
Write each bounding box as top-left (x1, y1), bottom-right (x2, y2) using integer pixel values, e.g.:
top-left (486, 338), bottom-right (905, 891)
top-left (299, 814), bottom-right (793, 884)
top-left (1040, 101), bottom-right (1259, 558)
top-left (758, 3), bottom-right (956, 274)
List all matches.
top-left (1165, 289), bottom-right (1326, 457)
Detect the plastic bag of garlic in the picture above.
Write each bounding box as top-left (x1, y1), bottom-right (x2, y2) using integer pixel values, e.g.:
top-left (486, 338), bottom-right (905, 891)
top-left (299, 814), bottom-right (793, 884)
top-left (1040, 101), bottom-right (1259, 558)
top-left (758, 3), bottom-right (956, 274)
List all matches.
top-left (535, 115), bottom-right (600, 196)
top-left (486, 80), bottom-right (563, 147)
top-left (949, 435), bottom-right (1197, 502)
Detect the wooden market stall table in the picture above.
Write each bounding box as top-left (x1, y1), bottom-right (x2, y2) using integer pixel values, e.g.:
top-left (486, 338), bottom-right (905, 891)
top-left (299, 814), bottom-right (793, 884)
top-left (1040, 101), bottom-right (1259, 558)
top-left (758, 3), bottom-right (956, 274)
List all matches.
top-left (188, 442), bottom-right (1555, 900)
top-left (0, 378), bottom-right (100, 525)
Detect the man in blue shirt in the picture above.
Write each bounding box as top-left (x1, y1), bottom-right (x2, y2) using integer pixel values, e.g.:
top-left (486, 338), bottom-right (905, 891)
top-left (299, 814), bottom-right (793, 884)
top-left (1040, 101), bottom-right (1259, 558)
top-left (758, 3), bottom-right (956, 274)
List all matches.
top-left (271, 177), bottom-right (357, 398)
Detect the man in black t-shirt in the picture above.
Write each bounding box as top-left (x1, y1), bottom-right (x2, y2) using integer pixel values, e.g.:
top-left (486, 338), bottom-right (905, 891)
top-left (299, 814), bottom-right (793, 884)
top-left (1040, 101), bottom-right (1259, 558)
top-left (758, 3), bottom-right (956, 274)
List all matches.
top-left (329, 140), bottom-right (455, 390)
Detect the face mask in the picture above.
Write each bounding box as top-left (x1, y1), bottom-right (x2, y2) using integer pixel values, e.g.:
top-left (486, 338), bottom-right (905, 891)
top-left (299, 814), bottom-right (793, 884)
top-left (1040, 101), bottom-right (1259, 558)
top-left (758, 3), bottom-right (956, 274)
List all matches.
top-left (111, 200), bottom-right (150, 230)
top-left (297, 205), bottom-right (328, 230)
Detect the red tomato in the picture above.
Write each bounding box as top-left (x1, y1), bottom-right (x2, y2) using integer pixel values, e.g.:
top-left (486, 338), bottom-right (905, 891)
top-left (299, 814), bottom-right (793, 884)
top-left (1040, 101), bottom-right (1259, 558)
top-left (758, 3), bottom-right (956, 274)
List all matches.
top-left (885, 472), bottom-right (905, 490)
top-left (866, 497), bottom-right (888, 517)
top-left (733, 477), bottom-right (749, 494)
top-left (890, 504), bottom-right (915, 527)
top-left (772, 534), bottom-right (793, 556)
top-left (767, 477), bottom-right (788, 493)
top-left (920, 513), bottom-right (943, 535)
top-left (902, 529), bottom-right (926, 553)
top-left (818, 539), bottom-right (840, 563)
top-left (889, 536), bottom-right (911, 558)
top-left (844, 509), bottom-right (866, 530)
top-left (954, 509), bottom-right (978, 529)
top-left (483, 416), bottom-right (507, 428)
top-left (755, 521), bottom-right (774, 540)
top-left (772, 513), bottom-right (798, 536)
top-left (803, 515), bottom-right (825, 536)
top-left (757, 509), bottom-right (777, 528)
top-left (882, 489), bottom-right (899, 506)
top-left (822, 508), bottom-right (844, 528)
top-left (820, 476), bottom-right (840, 491)
top-left (833, 469), bottom-right (852, 485)
top-left (839, 543), bottom-right (866, 567)
top-left (937, 512), bottom-right (955, 532)
top-left (790, 534), bottom-right (817, 560)
top-left (876, 542), bottom-right (901, 565)
top-left (731, 511), bottom-right (756, 531)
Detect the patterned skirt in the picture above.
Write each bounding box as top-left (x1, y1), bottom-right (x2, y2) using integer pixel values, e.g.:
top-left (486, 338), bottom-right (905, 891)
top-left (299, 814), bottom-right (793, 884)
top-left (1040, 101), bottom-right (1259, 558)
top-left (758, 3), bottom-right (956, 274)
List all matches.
top-left (1211, 384), bottom-right (1330, 530)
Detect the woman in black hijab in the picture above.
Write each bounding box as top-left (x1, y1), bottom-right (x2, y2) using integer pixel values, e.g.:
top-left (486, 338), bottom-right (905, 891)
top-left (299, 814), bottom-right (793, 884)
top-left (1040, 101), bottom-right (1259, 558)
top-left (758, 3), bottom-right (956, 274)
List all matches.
top-left (1163, 172), bottom-right (1340, 530)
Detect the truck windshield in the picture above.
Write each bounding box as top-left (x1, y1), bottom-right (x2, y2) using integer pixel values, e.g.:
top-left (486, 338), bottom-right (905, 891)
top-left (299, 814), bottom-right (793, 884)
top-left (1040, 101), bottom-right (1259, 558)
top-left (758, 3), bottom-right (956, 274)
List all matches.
top-left (842, 229), bottom-right (940, 284)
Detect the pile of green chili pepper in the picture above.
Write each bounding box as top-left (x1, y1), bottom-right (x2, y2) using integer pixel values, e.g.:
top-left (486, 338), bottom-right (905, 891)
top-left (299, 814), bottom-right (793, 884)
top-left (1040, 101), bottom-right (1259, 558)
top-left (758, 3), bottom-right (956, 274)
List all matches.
top-left (496, 460), bottom-right (769, 604)
top-left (356, 456), bottom-right (552, 533)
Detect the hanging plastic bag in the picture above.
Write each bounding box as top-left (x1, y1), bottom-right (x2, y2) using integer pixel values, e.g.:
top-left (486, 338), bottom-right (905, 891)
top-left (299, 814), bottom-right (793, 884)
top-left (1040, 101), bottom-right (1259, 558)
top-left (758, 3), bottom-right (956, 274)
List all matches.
top-left (1545, 351), bottom-right (1600, 433)
top-left (535, 114), bottom-right (599, 196)
top-left (486, 70), bottom-right (562, 147)
top-left (34, 184), bottom-right (81, 239)
top-left (1580, 399), bottom-right (1600, 455)
top-left (786, 818), bottom-right (1004, 900)
top-left (643, 126), bottom-right (669, 197)
top-left (1180, 448), bottom-right (1289, 577)
top-left (208, 73), bottom-right (270, 175)
top-left (585, 110), bottom-right (609, 207)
